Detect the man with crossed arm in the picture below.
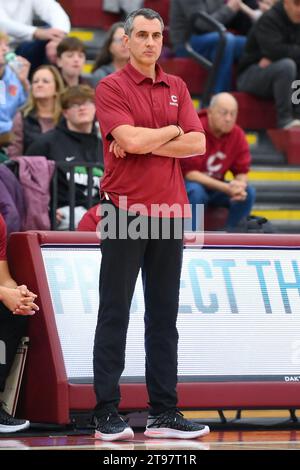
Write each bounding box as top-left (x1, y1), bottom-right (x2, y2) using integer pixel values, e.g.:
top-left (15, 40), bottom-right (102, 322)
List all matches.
top-left (93, 8), bottom-right (210, 441)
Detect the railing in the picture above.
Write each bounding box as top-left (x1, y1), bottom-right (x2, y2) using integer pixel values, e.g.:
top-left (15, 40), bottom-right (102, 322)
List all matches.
top-left (50, 161), bottom-right (102, 231)
top-left (184, 11), bottom-right (227, 107)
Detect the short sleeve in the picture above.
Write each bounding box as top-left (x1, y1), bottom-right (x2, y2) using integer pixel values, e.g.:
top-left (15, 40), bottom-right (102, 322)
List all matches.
top-left (95, 78), bottom-right (135, 141)
top-left (177, 79), bottom-right (204, 134)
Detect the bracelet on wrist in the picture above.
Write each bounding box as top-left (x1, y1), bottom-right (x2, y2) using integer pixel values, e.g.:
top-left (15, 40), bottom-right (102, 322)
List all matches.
top-left (172, 125), bottom-right (182, 139)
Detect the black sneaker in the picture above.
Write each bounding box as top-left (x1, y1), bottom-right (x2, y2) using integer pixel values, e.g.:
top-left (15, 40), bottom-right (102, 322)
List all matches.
top-left (0, 404), bottom-right (30, 433)
top-left (94, 412), bottom-right (134, 441)
top-left (144, 409), bottom-right (210, 439)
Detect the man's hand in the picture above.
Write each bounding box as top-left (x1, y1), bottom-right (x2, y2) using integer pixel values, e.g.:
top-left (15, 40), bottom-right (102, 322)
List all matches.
top-left (0, 286), bottom-right (39, 316)
top-left (228, 0), bottom-right (242, 12)
top-left (56, 209), bottom-right (65, 225)
top-left (17, 284), bottom-right (36, 299)
top-left (14, 56), bottom-right (30, 90)
top-left (46, 39), bottom-right (59, 64)
top-left (33, 27), bottom-right (66, 42)
top-left (258, 0), bottom-right (274, 13)
top-left (109, 125), bottom-right (184, 158)
top-left (227, 179), bottom-right (247, 201)
top-left (259, 57), bottom-right (271, 68)
top-left (109, 140), bottom-right (127, 159)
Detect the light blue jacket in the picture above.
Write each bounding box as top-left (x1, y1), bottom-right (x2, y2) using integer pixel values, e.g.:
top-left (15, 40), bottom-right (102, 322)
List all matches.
top-left (0, 65), bottom-right (27, 134)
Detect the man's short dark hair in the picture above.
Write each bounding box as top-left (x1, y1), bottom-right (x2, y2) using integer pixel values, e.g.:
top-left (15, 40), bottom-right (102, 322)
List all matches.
top-left (57, 36), bottom-right (86, 57)
top-left (124, 8), bottom-right (164, 36)
top-left (61, 84), bottom-right (95, 109)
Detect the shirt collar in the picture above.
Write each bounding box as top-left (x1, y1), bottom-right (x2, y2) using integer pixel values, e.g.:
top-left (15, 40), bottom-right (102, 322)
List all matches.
top-left (124, 62), bottom-right (170, 87)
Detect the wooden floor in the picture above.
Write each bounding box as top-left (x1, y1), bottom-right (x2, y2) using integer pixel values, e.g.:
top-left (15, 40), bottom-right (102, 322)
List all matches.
top-left (1, 430), bottom-right (300, 451)
top-left (1, 411), bottom-right (300, 451)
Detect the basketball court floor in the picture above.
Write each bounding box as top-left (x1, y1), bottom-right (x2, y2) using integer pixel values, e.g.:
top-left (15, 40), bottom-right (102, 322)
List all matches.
top-left (1, 411), bottom-right (300, 451)
top-left (1, 430), bottom-right (300, 451)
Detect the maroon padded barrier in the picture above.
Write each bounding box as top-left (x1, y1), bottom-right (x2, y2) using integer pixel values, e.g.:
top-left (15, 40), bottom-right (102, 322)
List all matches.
top-left (59, 0), bottom-right (121, 29)
top-left (232, 92), bottom-right (277, 130)
top-left (268, 129), bottom-right (300, 165)
top-left (7, 232), bottom-right (300, 424)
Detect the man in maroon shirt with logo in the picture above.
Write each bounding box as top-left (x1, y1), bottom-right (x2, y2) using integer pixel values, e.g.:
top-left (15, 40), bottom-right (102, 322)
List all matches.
top-left (93, 8), bottom-right (209, 441)
top-left (181, 92), bottom-right (256, 231)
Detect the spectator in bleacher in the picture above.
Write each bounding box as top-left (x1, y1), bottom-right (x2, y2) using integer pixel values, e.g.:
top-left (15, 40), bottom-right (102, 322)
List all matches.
top-left (0, 163), bottom-right (25, 234)
top-left (77, 203), bottom-right (100, 232)
top-left (90, 22), bottom-right (129, 87)
top-left (241, 0), bottom-right (278, 19)
top-left (7, 65), bottom-right (65, 158)
top-left (169, 0), bottom-right (247, 93)
top-left (180, 92), bottom-right (256, 231)
top-left (0, 0), bottom-right (71, 74)
top-left (25, 85), bottom-right (104, 229)
top-left (0, 213), bottom-right (39, 433)
top-left (56, 36), bottom-right (89, 88)
top-left (0, 32), bottom-right (30, 150)
top-left (237, 0), bottom-right (300, 129)
top-left (230, 1), bottom-right (278, 34)
top-left (103, 0), bottom-right (144, 15)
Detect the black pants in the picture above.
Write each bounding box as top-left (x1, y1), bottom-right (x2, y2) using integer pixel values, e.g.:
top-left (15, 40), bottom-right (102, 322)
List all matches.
top-left (15, 40), bottom-right (49, 77)
top-left (93, 203), bottom-right (183, 416)
top-left (0, 302), bottom-right (27, 392)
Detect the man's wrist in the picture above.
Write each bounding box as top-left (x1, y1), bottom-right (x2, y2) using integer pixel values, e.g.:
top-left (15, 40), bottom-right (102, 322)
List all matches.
top-left (171, 125), bottom-right (183, 140)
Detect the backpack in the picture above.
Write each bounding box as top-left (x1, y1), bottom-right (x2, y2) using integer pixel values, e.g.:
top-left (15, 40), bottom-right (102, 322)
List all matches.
top-left (227, 215), bottom-right (275, 233)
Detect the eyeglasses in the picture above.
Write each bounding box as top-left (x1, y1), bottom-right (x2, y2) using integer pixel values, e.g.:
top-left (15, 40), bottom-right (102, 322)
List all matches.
top-left (67, 100), bottom-right (95, 109)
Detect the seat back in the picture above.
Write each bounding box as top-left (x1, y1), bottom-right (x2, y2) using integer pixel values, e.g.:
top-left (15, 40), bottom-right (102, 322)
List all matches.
top-left (59, 0), bottom-right (121, 29)
top-left (232, 92), bottom-right (277, 129)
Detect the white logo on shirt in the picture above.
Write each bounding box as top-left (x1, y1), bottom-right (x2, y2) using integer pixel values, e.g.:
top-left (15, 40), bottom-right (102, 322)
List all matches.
top-left (170, 94), bottom-right (178, 107)
top-left (206, 152), bottom-right (226, 176)
top-left (65, 156), bottom-right (76, 161)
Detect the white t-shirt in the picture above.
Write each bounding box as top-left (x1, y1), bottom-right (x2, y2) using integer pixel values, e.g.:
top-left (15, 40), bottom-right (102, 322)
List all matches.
top-left (0, 0), bottom-right (70, 45)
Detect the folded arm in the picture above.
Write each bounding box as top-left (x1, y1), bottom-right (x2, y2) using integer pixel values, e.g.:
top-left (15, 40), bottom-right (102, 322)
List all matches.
top-left (111, 124), bottom-right (181, 155)
top-left (152, 131), bottom-right (205, 158)
top-left (110, 125), bottom-right (205, 158)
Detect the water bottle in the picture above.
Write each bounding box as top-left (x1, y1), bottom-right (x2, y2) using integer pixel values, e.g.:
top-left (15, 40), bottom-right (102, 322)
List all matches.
top-left (5, 52), bottom-right (23, 74)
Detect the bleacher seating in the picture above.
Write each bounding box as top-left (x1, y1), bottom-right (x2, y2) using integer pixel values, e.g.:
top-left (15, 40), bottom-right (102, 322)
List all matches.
top-left (268, 129), bottom-right (300, 166)
top-left (59, 0), bottom-right (121, 29)
top-left (232, 92), bottom-right (277, 130)
top-left (57, 0), bottom-right (300, 233)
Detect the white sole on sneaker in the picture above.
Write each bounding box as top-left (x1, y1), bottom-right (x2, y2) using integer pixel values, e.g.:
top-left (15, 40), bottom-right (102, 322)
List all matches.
top-left (144, 425), bottom-right (210, 440)
top-left (95, 427), bottom-right (134, 441)
top-left (0, 420), bottom-right (30, 433)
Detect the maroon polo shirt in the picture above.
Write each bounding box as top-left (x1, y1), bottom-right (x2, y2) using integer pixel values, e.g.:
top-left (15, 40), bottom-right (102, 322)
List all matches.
top-left (96, 62), bottom-right (204, 217)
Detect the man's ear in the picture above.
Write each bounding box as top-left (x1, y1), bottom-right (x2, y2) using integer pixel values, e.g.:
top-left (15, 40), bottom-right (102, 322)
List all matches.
top-left (123, 34), bottom-right (129, 50)
top-left (62, 109), bottom-right (68, 120)
top-left (56, 57), bottom-right (62, 68)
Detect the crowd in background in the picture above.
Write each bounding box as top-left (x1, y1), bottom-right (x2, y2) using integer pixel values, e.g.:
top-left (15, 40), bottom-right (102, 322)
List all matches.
top-left (0, 0), bottom-right (298, 235)
top-left (0, 0), bottom-right (299, 435)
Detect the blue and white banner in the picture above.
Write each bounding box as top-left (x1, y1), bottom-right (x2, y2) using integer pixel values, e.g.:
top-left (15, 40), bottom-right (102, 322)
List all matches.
top-left (43, 246), bottom-right (300, 382)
